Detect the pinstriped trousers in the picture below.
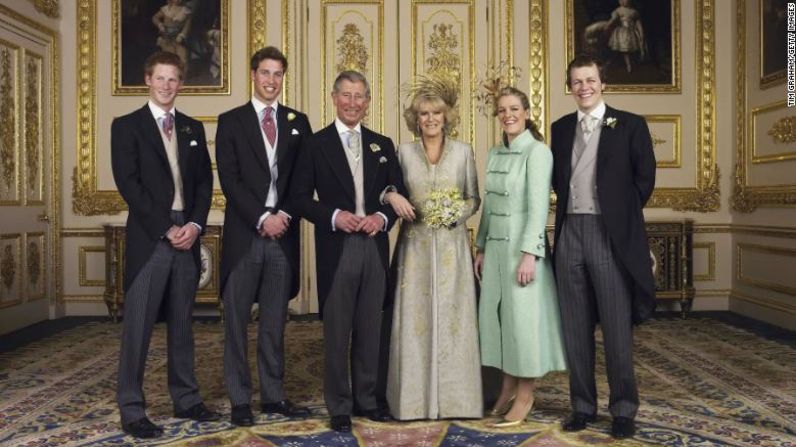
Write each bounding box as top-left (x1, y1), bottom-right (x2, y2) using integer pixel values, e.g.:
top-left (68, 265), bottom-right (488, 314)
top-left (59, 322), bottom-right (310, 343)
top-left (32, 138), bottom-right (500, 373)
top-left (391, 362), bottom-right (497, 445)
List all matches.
top-left (223, 237), bottom-right (291, 406)
top-left (555, 214), bottom-right (639, 419)
top-left (117, 211), bottom-right (202, 424)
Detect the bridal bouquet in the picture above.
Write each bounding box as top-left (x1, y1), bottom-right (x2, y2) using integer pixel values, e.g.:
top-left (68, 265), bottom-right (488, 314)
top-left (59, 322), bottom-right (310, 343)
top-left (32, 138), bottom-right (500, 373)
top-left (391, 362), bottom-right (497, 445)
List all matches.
top-left (422, 187), bottom-right (465, 229)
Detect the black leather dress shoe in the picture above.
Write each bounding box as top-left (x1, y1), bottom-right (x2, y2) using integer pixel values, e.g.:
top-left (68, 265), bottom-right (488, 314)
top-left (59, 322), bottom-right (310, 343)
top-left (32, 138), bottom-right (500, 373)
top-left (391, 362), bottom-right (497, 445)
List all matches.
top-left (174, 403), bottom-right (221, 422)
top-left (561, 412), bottom-right (596, 432)
top-left (355, 407), bottom-right (392, 422)
top-left (230, 404), bottom-right (255, 426)
top-left (261, 399), bottom-right (311, 417)
top-left (611, 417), bottom-right (636, 439)
top-left (122, 417), bottom-right (163, 438)
top-left (330, 415), bottom-right (352, 432)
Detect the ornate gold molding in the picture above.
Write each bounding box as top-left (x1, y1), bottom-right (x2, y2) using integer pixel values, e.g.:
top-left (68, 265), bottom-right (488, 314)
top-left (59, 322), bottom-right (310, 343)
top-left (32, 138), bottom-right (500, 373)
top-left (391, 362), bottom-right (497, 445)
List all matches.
top-left (27, 239), bottom-right (40, 286)
top-left (737, 243), bottom-right (796, 296)
top-left (733, 0), bottom-right (796, 211)
top-left (693, 242), bottom-right (715, 282)
top-left (768, 116), bottom-right (796, 144)
top-left (0, 3), bottom-right (61, 303)
top-left (645, 114), bottom-right (681, 169)
top-left (337, 23), bottom-right (369, 74)
top-left (78, 245), bottom-right (105, 287)
top-left (528, 0), bottom-right (546, 137)
top-left (0, 245), bottom-right (14, 289)
top-left (411, 0), bottom-right (474, 143)
top-left (25, 54), bottom-right (41, 199)
top-left (0, 45), bottom-right (15, 192)
top-left (30, 0), bottom-right (59, 18)
top-left (731, 290), bottom-right (796, 315)
top-left (647, 0), bottom-right (718, 211)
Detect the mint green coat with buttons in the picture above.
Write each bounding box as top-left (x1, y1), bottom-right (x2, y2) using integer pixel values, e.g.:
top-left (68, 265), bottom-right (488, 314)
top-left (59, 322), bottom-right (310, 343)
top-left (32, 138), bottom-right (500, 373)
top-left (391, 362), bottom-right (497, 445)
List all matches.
top-left (475, 130), bottom-right (567, 378)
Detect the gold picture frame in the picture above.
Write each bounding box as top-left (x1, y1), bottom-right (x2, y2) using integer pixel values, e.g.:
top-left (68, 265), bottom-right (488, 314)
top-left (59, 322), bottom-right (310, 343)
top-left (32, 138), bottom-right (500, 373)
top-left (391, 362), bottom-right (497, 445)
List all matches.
top-left (112, 0), bottom-right (230, 95)
top-left (759, 0), bottom-right (787, 89)
top-left (565, 0), bottom-right (681, 93)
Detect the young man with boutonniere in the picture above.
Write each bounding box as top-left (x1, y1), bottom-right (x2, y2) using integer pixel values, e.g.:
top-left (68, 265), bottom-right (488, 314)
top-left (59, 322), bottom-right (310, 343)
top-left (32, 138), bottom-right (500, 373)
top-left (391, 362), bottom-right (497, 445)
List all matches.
top-left (111, 51), bottom-right (218, 439)
top-left (550, 54), bottom-right (657, 440)
top-left (291, 71), bottom-right (407, 433)
top-left (215, 46), bottom-right (313, 427)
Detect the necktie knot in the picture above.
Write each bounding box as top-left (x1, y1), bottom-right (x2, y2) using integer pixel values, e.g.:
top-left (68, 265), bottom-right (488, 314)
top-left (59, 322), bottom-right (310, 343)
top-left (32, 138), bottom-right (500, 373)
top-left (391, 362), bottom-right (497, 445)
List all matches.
top-left (347, 130), bottom-right (361, 160)
top-left (162, 113), bottom-right (174, 140)
top-left (581, 114), bottom-right (598, 135)
top-left (261, 106), bottom-right (276, 146)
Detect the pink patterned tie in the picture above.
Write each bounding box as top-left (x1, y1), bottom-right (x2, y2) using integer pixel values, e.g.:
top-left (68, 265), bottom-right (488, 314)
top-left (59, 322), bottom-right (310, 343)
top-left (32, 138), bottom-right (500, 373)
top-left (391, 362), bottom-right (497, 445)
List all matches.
top-left (162, 113), bottom-right (174, 141)
top-left (262, 106), bottom-right (276, 147)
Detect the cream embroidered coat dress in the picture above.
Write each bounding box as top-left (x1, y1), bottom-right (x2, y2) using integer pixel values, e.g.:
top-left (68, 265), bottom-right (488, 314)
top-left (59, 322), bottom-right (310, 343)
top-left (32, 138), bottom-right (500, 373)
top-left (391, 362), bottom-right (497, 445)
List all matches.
top-left (476, 130), bottom-right (567, 378)
top-left (386, 139), bottom-right (483, 420)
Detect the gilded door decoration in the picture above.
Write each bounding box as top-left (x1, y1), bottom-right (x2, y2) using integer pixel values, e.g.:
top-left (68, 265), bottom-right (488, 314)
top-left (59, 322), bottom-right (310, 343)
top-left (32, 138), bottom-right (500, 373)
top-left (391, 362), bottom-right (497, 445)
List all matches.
top-left (426, 23), bottom-right (460, 88)
top-left (767, 116), bottom-right (796, 144)
top-left (336, 24), bottom-right (368, 74)
top-left (27, 241), bottom-right (40, 286)
top-left (25, 57), bottom-right (40, 196)
top-left (1, 245), bottom-right (14, 289)
top-left (1, 48), bottom-right (15, 190)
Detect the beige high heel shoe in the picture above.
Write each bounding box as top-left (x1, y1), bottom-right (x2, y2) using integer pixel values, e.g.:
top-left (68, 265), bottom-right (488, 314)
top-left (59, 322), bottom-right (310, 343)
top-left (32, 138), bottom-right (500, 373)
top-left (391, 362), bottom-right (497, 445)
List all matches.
top-left (487, 395), bottom-right (516, 417)
top-left (490, 398), bottom-right (534, 428)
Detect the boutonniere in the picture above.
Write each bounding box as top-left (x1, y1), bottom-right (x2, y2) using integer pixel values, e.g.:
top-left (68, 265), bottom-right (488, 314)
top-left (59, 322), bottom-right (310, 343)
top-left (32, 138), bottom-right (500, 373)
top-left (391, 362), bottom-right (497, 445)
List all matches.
top-left (603, 117), bottom-right (618, 129)
top-left (379, 156), bottom-right (387, 164)
top-left (370, 143), bottom-right (381, 153)
top-left (287, 112), bottom-right (296, 122)
top-left (180, 125), bottom-right (192, 135)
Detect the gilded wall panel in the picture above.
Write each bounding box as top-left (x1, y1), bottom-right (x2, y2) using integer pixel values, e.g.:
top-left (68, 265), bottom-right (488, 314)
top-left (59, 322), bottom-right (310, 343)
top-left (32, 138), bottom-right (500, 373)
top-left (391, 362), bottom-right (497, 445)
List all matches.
top-left (693, 241), bottom-right (715, 282)
top-left (645, 114), bottom-right (681, 169)
top-left (78, 245), bottom-right (104, 288)
top-left (25, 232), bottom-right (45, 300)
top-left (321, 1), bottom-right (384, 131)
top-left (750, 101), bottom-right (796, 166)
top-left (0, 39), bottom-right (19, 206)
top-left (732, 0), bottom-right (796, 211)
top-left (737, 243), bottom-right (796, 296)
top-left (412, 0), bottom-right (473, 143)
top-left (24, 51), bottom-right (43, 205)
top-left (0, 234), bottom-right (21, 308)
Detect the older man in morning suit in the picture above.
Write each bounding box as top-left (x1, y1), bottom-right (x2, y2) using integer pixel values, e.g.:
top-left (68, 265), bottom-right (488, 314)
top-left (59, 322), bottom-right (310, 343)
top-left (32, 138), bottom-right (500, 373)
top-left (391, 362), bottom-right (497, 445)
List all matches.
top-left (216, 47), bottom-right (313, 426)
top-left (551, 55), bottom-right (656, 440)
top-left (112, 51), bottom-right (218, 439)
top-left (292, 71), bottom-right (406, 433)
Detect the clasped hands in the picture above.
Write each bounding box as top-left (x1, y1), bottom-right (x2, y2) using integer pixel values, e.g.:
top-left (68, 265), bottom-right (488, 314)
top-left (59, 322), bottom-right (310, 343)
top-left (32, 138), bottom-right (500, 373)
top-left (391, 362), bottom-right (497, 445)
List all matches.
top-left (334, 211), bottom-right (384, 237)
top-left (166, 224), bottom-right (200, 250)
top-left (259, 213), bottom-right (290, 239)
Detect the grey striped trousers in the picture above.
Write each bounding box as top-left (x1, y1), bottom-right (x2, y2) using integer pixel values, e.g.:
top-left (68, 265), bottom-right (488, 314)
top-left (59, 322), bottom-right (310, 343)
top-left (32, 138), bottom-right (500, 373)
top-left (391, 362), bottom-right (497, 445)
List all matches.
top-left (117, 211), bottom-right (202, 424)
top-left (555, 214), bottom-right (639, 419)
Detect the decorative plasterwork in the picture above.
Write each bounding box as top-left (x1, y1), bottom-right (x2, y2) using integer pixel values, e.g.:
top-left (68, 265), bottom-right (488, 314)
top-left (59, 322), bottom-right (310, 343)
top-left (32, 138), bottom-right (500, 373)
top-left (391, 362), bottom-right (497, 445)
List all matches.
top-left (647, 0), bottom-right (719, 212)
top-left (30, 0), bottom-right (59, 18)
top-left (336, 23), bottom-right (369, 74)
top-left (528, 0), bottom-right (546, 136)
top-left (732, 0), bottom-right (796, 212)
top-left (0, 45), bottom-right (15, 192)
top-left (0, 244), bottom-right (14, 289)
top-left (767, 116), bottom-right (796, 145)
top-left (25, 54), bottom-right (42, 201)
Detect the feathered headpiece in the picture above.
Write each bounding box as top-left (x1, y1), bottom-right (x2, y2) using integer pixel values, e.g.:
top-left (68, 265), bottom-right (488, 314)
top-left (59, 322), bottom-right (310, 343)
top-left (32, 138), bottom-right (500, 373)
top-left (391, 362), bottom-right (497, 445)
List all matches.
top-left (474, 61), bottom-right (522, 117)
top-left (401, 74), bottom-right (459, 110)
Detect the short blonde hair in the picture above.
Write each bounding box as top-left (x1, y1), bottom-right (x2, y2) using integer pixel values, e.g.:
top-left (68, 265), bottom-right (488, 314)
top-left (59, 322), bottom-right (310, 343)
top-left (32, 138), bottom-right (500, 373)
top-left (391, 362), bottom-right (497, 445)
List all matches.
top-left (403, 94), bottom-right (459, 137)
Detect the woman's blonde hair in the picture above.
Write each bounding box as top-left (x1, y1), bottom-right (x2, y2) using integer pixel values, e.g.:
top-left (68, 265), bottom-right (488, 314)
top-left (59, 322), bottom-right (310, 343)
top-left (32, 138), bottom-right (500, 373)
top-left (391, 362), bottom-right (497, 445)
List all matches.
top-left (403, 94), bottom-right (459, 137)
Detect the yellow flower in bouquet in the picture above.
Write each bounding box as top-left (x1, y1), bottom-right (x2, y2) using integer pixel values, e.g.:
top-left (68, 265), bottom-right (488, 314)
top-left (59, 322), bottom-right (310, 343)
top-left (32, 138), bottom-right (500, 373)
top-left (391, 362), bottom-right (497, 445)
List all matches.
top-left (422, 187), bottom-right (465, 229)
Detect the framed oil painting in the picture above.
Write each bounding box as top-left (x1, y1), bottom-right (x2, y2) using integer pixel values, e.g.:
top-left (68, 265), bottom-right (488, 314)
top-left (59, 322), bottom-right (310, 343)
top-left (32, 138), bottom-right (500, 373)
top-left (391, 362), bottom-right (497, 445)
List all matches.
top-left (113, 0), bottom-right (229, 95)
top-left (760, 0), bottom-right (787, 88)
top-left (566, 0), bottom-right (680, 93)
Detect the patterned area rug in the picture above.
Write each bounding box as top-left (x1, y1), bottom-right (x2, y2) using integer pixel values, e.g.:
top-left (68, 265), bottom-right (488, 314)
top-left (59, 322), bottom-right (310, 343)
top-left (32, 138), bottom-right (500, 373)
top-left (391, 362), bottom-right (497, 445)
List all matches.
top-left (1, 318), bottom-right (795, 446)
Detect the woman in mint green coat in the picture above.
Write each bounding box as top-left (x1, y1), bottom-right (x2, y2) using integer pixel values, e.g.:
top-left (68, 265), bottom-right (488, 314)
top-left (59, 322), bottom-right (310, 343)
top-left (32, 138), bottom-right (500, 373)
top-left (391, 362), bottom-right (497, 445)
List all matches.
top-left (474, 87), bottom-right (567, 427)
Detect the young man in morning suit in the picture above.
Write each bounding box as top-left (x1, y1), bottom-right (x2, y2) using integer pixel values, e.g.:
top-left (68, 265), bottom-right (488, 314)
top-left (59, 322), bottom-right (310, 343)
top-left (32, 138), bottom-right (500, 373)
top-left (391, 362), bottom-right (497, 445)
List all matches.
top-left (111, 51), bottom-right (219, 439)
top-left (551, 54), bottom-right (656, 440)
top-left (292, 71), bottom-right (406, 433)
top-left (215, 47), bottom-right (313, 426)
